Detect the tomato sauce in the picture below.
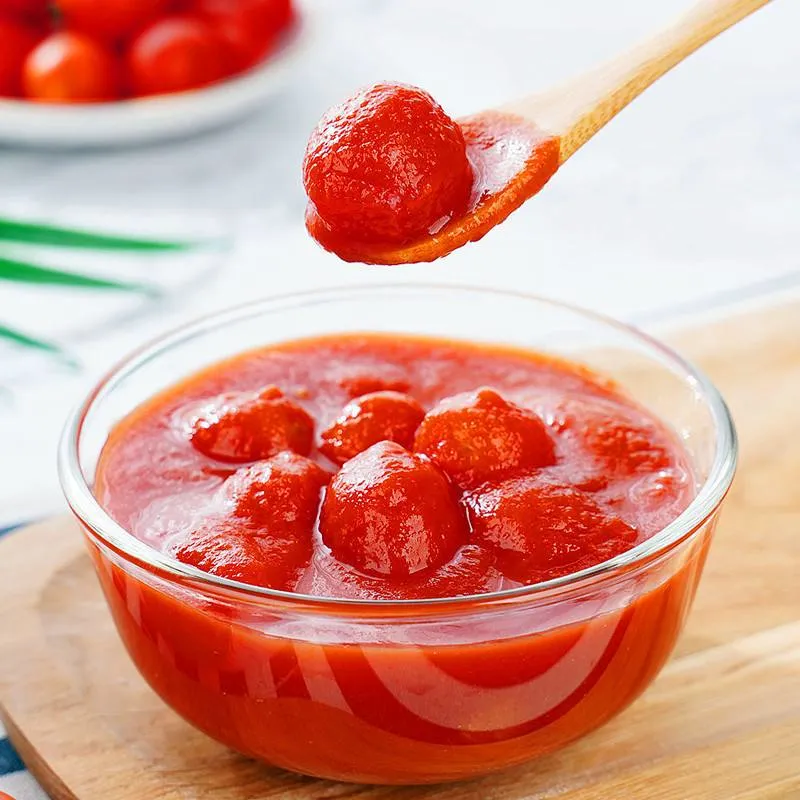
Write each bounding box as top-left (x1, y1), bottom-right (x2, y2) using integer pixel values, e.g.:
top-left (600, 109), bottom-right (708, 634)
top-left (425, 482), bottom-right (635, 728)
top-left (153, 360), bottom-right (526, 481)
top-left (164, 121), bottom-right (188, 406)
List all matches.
top-left (90, 334), bottom-right (708, 783)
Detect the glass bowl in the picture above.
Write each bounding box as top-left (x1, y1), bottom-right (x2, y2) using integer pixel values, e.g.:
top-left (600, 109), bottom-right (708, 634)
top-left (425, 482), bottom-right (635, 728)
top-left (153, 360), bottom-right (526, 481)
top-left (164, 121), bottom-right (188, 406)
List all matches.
top-left (58, 285), bottom-right (737, 785)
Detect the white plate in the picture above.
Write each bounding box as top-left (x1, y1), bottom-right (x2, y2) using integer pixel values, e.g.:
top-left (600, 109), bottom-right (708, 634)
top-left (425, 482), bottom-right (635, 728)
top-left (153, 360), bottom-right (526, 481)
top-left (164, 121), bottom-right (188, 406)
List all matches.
top-left (0, 22), bottom-right (309, 148)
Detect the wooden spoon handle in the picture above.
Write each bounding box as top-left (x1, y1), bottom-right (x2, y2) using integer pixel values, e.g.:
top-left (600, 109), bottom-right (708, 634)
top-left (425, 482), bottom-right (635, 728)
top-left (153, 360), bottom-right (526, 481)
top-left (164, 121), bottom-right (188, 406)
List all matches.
top-left (505, 0), bottom-right (772, 162)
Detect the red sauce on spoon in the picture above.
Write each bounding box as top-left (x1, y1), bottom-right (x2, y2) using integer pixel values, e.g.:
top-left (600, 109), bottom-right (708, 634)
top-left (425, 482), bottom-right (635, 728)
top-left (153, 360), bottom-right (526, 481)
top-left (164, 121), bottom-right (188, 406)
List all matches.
top-left (303, 82), bottom-right (559, 265)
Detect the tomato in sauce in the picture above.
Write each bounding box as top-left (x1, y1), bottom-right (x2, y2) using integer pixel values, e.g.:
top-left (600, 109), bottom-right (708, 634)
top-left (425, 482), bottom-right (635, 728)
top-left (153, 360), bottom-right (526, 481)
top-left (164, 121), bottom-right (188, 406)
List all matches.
top-left (303, 83), bottom-right (560, 264)
top-left (90, 334), bottom-right (704, 783)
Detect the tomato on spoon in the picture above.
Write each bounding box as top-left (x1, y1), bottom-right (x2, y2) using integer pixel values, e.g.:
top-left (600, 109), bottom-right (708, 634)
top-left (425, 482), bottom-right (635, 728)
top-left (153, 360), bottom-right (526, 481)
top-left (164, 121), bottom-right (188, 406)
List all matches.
top-left (302, 81), bottom-right (559, 264)
top-left (302, 1), bottom-right (772, 265)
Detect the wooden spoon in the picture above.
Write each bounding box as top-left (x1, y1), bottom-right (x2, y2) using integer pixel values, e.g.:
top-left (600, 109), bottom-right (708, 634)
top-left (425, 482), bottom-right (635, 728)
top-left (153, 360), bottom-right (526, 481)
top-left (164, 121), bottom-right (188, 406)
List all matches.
top-left (308, 0), bottom-right (771, 265)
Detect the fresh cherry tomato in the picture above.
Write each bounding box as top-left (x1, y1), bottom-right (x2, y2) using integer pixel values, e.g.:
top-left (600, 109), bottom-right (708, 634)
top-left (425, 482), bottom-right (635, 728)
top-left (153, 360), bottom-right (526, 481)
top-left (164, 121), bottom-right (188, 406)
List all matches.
top-left (319, 441), bottom-right (468, 578)
top-left (193, 0), bottom-right (295, 72)
top-left (0, 0), bottom-right (48, 23)
top-left (319, 391), bottom-right (426, 465)
top-left (255, 0), bottom-right (295, 34)
top-left (190, 386), bottom-right (315, 463)
top-left (127, 15), bottom-right (229, 97)
top-left (56, 0), bottom-right (171, 43)
top-left (0, 15), bottom-right (40, 97)
top-left (414, 387), bottom-right (556, 489)
top-left (23, 32), bottom-right (121, 103)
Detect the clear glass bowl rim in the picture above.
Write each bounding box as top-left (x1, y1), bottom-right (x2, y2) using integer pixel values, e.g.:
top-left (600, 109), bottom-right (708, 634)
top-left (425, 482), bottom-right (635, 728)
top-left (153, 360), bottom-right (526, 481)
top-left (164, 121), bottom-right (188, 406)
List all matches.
top-left (58, 283), bottom-right (738, 615)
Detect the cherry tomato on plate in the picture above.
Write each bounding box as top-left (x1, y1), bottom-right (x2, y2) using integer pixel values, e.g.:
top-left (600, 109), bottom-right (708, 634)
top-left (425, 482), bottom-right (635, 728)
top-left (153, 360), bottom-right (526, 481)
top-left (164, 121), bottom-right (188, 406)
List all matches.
top-left (23, 31), bottom-right (121, 103)
top-left (193, 0), bottom-right (295, 72)
top-left (56, 0), bottom-right (172, 43)
top-left (127, 15), bottom-right (230, 97)
top-left (0, 15), bottom-right (41, 97)
top-left (0, 0), bottom-right (48, 23)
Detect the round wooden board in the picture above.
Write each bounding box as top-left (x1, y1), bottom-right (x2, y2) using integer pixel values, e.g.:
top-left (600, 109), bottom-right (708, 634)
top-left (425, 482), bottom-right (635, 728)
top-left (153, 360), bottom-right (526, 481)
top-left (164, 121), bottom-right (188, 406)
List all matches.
top-left (1, 300), bottom-right (800, 799)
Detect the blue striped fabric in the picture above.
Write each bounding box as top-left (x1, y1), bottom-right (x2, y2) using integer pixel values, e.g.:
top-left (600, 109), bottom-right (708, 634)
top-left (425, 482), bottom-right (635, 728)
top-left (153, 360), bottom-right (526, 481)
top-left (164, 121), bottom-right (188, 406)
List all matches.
top-left (0, 523), bottom-right (23, 778)
top-left (0, 522), bottom-right (48, 799)
top-left (0, 737), bottom-right (24, 776)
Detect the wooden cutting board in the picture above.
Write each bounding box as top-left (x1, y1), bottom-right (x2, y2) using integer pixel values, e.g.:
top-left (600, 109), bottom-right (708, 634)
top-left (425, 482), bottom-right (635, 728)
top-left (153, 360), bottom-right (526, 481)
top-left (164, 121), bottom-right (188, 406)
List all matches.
top-left (1, 299), bottom-right (800, 800)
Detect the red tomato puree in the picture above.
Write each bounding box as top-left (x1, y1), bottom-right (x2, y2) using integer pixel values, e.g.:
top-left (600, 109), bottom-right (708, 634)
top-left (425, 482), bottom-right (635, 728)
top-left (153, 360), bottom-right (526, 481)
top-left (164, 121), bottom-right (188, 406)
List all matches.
top-left (92, 334), bottom-right (707, 783)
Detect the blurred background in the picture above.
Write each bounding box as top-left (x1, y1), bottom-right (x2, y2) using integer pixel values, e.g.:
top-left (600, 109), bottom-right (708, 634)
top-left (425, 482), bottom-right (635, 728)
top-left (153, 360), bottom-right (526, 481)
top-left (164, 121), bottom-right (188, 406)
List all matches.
top-left (0, 0), bottom-right (797, 527)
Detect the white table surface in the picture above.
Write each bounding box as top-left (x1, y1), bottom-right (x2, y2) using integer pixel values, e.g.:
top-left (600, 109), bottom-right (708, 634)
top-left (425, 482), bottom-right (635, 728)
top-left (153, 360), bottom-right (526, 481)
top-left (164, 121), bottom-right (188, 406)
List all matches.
top-left (0, 0), bottom-right (797, 523)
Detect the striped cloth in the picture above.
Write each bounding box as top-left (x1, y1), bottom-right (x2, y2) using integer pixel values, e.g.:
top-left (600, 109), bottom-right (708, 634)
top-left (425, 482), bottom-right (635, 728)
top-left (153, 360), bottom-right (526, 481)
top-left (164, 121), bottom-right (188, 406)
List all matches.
top-left (0, 525), bottom-right (48, 800)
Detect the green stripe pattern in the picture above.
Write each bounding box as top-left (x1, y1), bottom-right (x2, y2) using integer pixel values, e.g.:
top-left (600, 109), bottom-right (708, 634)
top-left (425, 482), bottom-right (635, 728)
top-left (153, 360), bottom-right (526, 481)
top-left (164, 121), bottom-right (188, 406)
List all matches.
top-left (0, 215), bottom-right (208, 365)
